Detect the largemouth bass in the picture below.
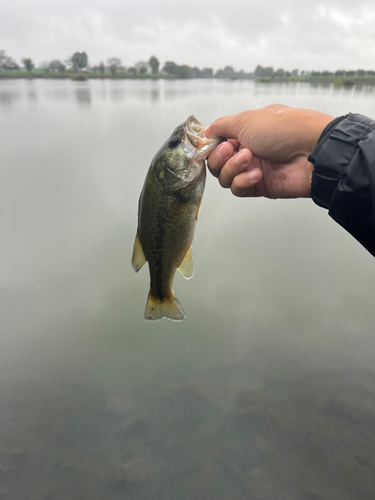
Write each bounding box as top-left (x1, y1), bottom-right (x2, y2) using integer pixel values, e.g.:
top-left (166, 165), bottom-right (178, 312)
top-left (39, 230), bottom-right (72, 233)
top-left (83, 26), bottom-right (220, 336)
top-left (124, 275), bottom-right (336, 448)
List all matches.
top-left (132, 115), bottom-right (223, 321)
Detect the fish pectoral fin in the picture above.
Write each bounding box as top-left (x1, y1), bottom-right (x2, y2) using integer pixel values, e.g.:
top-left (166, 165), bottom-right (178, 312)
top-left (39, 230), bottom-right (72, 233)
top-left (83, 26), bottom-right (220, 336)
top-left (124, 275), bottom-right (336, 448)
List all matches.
top-left (178, 247), bottom-right (194, 280)
top-left (132, 231), bottom-right (147, 272)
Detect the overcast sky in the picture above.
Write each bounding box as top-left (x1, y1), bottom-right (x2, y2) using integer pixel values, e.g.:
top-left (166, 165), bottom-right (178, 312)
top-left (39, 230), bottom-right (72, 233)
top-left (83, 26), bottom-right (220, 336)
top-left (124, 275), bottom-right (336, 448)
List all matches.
top-left (1, 0), bottom-right (375, 72)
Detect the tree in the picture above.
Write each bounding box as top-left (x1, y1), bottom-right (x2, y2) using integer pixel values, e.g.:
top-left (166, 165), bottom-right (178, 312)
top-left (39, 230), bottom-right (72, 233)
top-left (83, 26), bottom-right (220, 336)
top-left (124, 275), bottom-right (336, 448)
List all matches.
top-left (176, 65), bottom-right (192, 79)
top-left (215, 66), bottom-right (236, 79)
top-left (254, 65), bottom-right (274, 79)
top-left (0, 49), bottom-right (8, 70)
top-left (0, 50), bottom-right (19, 70)
top-left (70, 52), bottom-right (88, 72)
top-left (139, 66), bottom-right (147, 75)
top-left (48, 59), bottom-right (65, 73)
top-left (201, 68), bottom-right (213, 78)
top-left (39, 61), bottom-right (50, 74)
top-left (0, 49), bottom-right (6, 69)
top-left (99, 61), bottom-right (105, 76)
top-left (163, 61), bottom-right (179, 76)
top-left (192, 67), bottom-right (203, 78)
top-left (22, 58), bottom-right (34, 75)
top-left (162, 61), bottom-right (192, 78)
top-left (149, 56), bottom-right (159, 74)
top-left (107, 57), bottom-right (122, 75)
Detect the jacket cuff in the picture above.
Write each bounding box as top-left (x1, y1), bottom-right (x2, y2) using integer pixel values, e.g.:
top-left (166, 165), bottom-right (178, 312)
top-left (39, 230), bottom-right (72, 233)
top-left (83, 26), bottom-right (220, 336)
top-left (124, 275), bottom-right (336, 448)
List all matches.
top-left (309, 114), bottom-right (373, 209)
top-left (308, 114), bottom-right (349, 208)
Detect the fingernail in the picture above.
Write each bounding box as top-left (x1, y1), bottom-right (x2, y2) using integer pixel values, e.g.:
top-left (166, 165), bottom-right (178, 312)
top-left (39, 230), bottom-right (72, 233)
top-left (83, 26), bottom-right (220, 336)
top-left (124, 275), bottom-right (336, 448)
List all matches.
top-left (216, 143), bottom-right (230, 159)
top-left (247, 170), bottom-right (258, 182)
top-left (235, 150), bottom-right (249, 166)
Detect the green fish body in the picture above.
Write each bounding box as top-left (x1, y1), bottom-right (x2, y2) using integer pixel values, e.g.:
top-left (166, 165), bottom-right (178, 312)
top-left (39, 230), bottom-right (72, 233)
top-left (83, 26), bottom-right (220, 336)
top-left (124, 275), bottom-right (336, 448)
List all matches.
top-left (132, 116), bottom-right (223, 321)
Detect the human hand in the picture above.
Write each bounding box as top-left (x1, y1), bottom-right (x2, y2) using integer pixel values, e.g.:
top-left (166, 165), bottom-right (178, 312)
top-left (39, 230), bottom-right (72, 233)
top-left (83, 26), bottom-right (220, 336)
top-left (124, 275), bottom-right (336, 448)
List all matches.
top-left (206, 104), bottom-right (334, 198)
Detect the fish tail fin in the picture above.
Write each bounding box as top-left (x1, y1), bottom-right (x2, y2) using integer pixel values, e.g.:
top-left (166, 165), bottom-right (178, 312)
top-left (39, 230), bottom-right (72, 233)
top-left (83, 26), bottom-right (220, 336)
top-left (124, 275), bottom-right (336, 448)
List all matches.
top-left (144, 290), bottom-right (186, 322)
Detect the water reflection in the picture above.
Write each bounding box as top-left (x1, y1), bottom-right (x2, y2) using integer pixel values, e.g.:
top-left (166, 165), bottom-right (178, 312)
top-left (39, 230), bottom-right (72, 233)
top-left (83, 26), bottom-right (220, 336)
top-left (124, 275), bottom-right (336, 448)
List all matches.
top-left (0, 90), bottom-right (21, 108)
top-left (130, 89), bottom-right (156, 101)
top-left (2, 78), bottom-right (375, 499)
top-left (48, 89), bottom-right (70, 101)
top-left (150, 89), bottom-right (160, 103)
top-left (109, 88), bottom-right (126, 101)
top-left (1, 350), bottom-right (375, 499)
top-left (75, 87), bottom-right (91, 106)
top-left (27, 90), bottom-right (37, 103)
top-left (96, 88), bottom-right (108, 101)
top-left (164, 89), bottom-right (192, 100)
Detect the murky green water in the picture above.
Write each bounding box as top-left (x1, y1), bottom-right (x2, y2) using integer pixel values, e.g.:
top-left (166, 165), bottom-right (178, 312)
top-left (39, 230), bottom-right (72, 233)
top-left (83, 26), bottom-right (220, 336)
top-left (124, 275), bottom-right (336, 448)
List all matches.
top-left (1, 78), bottom-right (375, 499)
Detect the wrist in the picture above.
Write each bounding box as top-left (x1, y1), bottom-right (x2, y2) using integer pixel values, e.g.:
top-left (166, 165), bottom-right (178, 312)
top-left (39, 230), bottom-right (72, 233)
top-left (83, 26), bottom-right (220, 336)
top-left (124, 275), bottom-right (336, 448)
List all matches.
top-left (302, 110), bottom-right (335, 155)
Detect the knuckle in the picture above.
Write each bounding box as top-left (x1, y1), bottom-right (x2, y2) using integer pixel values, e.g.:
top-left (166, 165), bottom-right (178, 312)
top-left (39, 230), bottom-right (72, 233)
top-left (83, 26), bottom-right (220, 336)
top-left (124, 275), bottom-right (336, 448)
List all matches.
top-left (231, 177), bottom-right (246, 197)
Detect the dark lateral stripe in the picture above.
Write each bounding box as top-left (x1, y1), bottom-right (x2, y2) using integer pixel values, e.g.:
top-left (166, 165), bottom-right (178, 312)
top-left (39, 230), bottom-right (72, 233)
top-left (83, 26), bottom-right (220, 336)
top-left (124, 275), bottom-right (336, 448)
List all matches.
top-left (155, 254), bottom-right (164, 299)
top-left (154, 215), bottom-right (166, 299)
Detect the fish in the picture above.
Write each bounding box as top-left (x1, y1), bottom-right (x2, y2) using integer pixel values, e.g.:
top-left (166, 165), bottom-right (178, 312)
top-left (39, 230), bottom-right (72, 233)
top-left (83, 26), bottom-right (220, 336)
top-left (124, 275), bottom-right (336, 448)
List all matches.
top-left (132, 115), bottom-right (224, 321)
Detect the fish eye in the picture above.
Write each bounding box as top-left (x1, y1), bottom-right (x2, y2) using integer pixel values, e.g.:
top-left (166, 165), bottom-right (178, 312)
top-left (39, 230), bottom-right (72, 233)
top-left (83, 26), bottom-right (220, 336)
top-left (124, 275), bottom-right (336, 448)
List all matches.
top-left (169, 135), bottom-right (180, 149)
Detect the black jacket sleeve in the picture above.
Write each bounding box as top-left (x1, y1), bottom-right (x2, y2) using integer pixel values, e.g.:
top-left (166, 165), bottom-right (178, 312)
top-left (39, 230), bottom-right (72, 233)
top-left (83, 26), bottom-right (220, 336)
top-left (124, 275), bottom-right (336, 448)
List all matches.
top-left (309, 113), bottom-right (375, 257)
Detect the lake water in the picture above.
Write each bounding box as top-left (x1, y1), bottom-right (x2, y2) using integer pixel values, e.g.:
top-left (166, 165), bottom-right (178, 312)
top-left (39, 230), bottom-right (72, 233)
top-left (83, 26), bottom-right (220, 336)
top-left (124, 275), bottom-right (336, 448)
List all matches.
top-left (1, 78), bottom-right (375, 499)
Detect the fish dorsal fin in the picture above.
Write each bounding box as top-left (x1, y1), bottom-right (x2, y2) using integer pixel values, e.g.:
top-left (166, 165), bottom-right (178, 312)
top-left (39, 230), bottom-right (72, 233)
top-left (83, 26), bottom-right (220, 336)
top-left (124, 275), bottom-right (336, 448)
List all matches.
top-left (178, 247), bottom-right (194, 280)
top-left (132, 231), bottom-right (147, 272)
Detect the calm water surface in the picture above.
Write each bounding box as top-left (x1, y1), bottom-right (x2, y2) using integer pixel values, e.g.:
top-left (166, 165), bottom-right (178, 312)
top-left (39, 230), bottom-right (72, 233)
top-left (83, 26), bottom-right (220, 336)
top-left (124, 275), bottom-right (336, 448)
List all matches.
top-left (1, 78), bottom-right (375, 499)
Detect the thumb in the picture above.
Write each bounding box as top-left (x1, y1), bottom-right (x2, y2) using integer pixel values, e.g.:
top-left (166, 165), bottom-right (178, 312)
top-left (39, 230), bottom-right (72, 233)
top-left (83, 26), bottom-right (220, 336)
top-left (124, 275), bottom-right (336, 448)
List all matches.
top-left (205, 115), bottom-right (240, 140)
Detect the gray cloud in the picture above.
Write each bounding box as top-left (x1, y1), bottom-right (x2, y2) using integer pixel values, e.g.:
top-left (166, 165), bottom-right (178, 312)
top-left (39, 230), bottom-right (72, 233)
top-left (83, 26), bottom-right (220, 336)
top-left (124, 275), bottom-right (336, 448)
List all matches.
top-left (1, 0), bottom-right (375, 71)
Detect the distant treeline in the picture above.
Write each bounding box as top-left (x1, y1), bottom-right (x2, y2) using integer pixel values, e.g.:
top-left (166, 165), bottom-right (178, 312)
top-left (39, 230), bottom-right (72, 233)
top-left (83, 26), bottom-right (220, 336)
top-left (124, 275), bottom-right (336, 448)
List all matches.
top-left (254, 65), bottom-right (375, 80)
top-left (0, 49), bottom-right (252, 79)
top-left (1, 50), bottom-right (375, 83)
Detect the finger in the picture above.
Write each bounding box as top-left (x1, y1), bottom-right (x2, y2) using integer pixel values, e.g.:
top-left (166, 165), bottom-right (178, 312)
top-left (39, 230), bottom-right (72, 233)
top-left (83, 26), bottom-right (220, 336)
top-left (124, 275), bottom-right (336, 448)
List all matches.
top-left (231, 168), bottom-right (263, 197)
top-left (218, 148), bottom-right (254, 188)
top-left (227, 138), bottom-right (241, 149)
top-left (206, 141), bottom-right (236, 178)
top-left (205, 115), bottom-right (240, 139)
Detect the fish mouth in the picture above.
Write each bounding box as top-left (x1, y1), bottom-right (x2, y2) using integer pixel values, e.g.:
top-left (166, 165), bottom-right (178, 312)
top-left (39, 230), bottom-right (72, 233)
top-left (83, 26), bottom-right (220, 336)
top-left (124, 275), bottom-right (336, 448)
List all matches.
top-left (184, 115), bottom-right (224, 158)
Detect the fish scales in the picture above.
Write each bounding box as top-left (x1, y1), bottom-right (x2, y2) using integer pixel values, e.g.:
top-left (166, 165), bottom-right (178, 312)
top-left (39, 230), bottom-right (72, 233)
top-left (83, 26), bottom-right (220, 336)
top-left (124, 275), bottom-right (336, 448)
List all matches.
top-left (139, 168), bottom-right (205, 300)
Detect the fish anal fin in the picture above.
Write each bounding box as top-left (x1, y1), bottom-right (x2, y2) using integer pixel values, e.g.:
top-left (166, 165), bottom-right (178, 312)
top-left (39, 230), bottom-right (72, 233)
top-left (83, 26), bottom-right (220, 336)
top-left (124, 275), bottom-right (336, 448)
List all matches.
top-left (178, 247), bottom-right (194, 280)
top-left (132, 231), bottom-right (146, 272)
top-left (145, 291), bottom-right (185, 322)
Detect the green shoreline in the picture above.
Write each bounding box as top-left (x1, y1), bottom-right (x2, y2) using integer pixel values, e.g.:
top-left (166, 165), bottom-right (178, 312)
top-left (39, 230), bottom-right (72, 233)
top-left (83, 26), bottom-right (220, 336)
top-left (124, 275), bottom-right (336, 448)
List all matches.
top-left (1, 71), bottom-right (375, 87)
